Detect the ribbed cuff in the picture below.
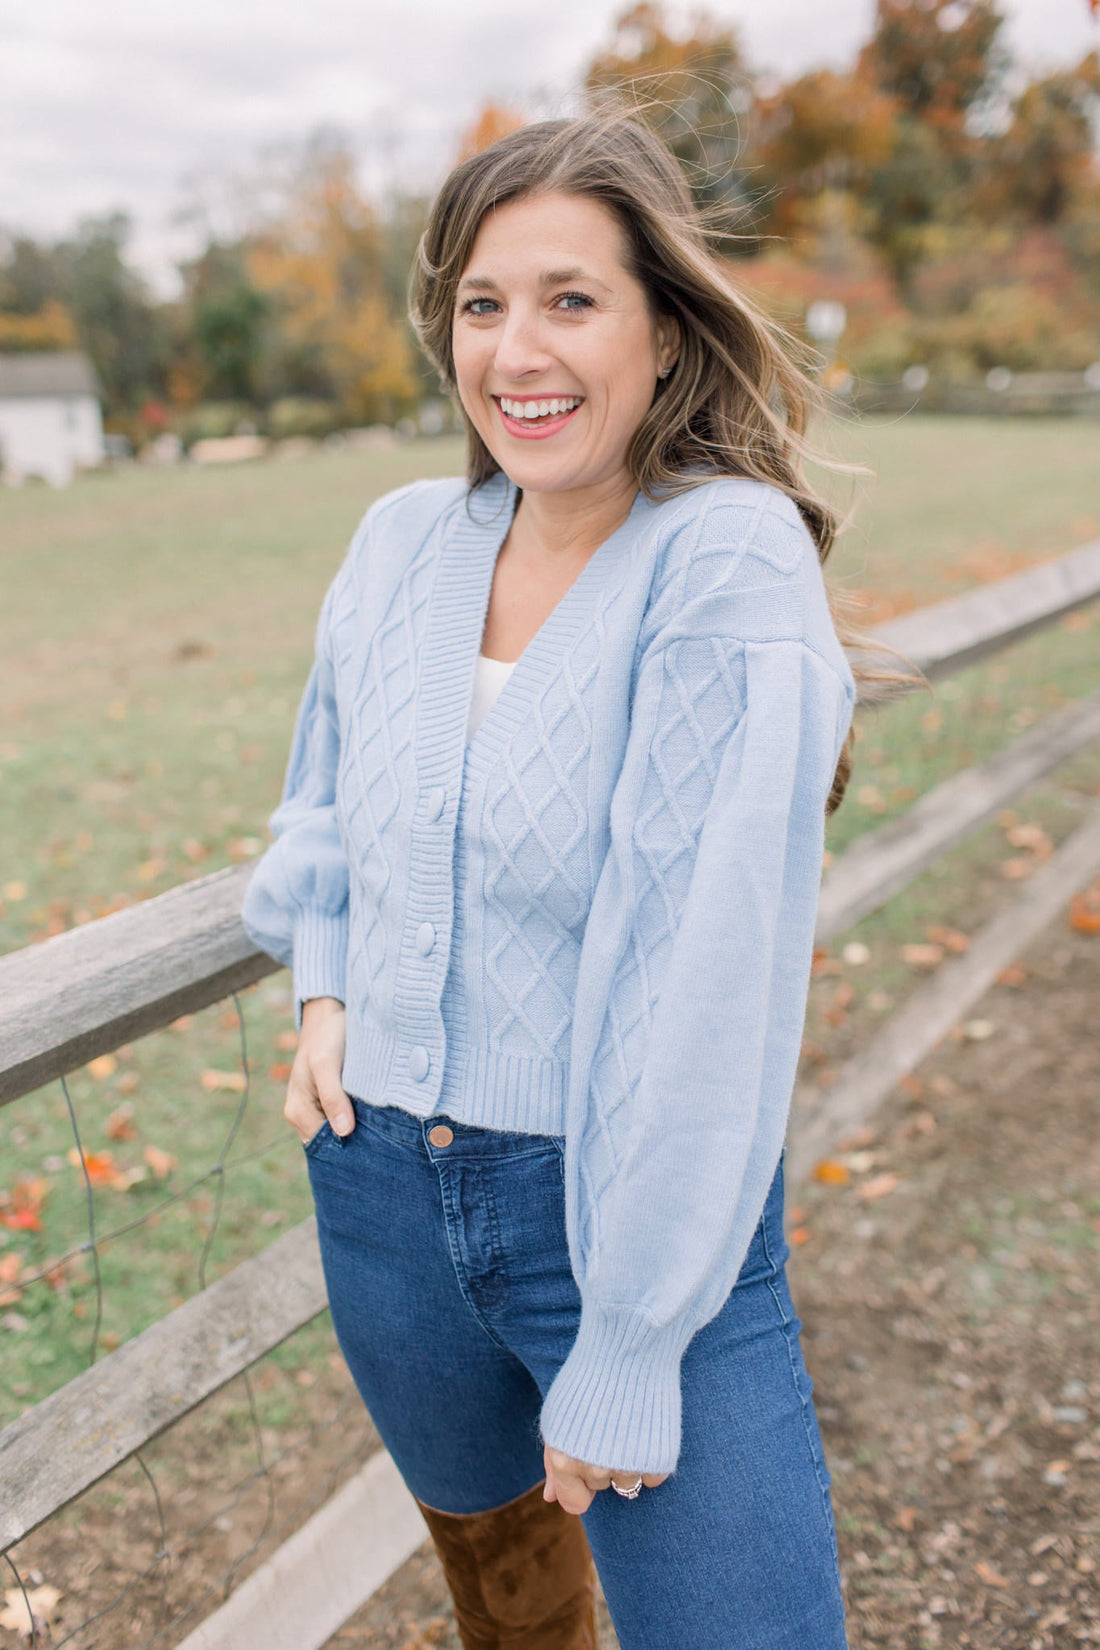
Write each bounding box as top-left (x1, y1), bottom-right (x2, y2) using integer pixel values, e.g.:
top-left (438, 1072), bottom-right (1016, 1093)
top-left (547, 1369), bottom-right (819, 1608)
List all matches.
top-left (538, 1301), bottom-right (694, 1476)
top-left (292, 905), bottom-right (349, 1030)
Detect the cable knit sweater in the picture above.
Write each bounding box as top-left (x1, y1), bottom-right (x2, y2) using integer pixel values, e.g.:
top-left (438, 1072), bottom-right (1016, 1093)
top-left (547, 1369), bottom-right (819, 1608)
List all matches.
top-left (240, 467), bottom-right (855, 1475)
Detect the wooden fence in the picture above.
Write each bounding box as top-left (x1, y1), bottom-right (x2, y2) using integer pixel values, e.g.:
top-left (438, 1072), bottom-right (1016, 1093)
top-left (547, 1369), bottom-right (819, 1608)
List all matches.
top-left (1, 536), bottom-right (1099, 1649)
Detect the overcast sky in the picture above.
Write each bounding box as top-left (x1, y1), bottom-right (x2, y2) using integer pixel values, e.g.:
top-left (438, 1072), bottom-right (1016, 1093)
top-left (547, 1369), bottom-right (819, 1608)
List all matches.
top-left (3, 0), bottom-right (1097, 293)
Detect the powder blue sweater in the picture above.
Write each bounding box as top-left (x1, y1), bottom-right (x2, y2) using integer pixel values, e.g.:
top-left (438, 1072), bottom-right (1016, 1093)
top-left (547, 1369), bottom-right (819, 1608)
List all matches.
top-left (241, 468), bottom-right (855, 1476)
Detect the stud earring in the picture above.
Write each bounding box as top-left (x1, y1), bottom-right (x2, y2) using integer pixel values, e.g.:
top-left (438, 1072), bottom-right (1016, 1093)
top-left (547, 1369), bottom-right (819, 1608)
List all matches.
top-left (658, 365), bottom-right (671, 379)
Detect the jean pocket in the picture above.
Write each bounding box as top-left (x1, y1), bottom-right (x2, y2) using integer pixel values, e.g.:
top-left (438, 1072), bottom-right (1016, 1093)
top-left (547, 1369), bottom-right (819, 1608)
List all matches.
top-left (302, 1119), bottom-right (335, 1157)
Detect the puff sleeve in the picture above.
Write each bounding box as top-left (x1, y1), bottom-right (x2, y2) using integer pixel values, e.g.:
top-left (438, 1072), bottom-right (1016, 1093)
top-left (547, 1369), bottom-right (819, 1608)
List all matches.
top-left (240, 577), bottom-right (349, 1030)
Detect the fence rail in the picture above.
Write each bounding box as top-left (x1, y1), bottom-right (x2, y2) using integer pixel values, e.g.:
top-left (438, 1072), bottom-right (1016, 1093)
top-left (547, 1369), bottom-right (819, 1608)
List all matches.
top-left (2, 535), bottom-right (1099, 1645)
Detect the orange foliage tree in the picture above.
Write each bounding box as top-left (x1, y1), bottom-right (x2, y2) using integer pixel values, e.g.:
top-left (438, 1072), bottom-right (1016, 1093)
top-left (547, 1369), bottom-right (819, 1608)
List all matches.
top-left (584, 2), bottom-right (758, 246)
top-left (244, 138), bottom-right (419, 424)
top-left (456, 104), bottom-right (526, 162)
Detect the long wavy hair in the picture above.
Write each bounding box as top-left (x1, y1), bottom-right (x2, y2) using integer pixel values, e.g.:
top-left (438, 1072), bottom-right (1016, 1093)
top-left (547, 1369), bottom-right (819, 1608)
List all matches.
top-left (410, 106), bottom-right (886, 812)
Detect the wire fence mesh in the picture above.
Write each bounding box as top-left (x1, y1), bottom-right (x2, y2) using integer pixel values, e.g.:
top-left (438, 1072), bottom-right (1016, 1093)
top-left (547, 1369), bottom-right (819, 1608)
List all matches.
top-left (0, 983), bottom-right (379, 1650)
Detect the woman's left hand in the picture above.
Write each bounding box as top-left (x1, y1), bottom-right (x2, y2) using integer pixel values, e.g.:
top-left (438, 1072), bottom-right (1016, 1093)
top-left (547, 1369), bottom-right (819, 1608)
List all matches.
top-left (543, 1444), bottom-right (669, 1515)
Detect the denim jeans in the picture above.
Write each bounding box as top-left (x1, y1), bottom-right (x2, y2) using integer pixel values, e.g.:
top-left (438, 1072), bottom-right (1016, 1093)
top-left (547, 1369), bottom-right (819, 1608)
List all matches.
top-left (305, 1097), bottom-right (849, 1650)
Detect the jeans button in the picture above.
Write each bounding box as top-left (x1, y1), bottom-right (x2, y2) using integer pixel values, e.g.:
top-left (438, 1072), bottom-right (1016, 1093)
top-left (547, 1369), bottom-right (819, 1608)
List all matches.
top-left (428, 1124), bottom-right (454, 1148)
top-left (409, 1045), bottom-right (430, 1082)
top-left (416, 921), bottom-right (436, 956)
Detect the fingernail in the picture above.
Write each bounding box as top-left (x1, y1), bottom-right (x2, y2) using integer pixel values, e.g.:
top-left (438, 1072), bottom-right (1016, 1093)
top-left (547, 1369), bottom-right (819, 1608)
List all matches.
top-left (335, 1119), bottom-right (352, 1136)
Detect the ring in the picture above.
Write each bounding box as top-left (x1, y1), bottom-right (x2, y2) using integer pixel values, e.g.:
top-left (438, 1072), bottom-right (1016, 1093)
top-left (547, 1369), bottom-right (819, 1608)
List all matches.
top-left (611, 1475), bottom-right (644, 1499)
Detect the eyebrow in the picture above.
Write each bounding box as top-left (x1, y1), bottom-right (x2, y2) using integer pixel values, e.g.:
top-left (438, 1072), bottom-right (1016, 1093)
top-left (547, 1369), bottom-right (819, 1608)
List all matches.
top-left (456, 267), bottom-right (612, 294)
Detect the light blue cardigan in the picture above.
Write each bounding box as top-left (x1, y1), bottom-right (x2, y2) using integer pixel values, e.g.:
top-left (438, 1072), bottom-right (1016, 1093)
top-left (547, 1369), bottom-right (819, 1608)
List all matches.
top-left (241, 468), bottom-right (855, 1475)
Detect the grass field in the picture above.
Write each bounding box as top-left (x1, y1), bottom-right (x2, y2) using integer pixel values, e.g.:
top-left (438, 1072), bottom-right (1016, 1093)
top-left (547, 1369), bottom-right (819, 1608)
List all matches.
top-left (0, 415), bottom-right (1097, 1429)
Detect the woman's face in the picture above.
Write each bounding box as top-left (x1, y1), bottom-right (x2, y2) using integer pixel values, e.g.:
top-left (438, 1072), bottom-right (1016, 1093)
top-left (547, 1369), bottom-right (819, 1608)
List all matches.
top-left (451, 189), bottom-right (680, 500)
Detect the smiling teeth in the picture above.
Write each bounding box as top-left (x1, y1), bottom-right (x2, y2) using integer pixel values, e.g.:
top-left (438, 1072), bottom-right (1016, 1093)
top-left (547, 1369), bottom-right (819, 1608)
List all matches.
top-left (499, 397), bottom-right (582, 418)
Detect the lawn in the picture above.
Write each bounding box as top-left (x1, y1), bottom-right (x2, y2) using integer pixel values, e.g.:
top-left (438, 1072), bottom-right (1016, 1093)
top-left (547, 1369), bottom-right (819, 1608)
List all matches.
top-left (0, 416), bottom-right (1097, 1429)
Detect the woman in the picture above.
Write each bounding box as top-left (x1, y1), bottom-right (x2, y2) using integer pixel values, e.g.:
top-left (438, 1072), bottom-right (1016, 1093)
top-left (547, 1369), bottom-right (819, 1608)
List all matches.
top-left (242, 108), bottom-right (856, 1649)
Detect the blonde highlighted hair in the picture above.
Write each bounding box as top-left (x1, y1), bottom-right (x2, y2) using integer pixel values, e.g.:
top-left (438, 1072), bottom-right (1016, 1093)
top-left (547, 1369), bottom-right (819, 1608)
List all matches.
top-left (409, 106), bottom-right (884, 811)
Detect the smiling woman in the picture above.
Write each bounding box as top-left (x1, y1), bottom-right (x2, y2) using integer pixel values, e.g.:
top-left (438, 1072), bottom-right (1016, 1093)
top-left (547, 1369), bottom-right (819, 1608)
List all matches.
top-left (241, 106), bottom-right (857, 1649)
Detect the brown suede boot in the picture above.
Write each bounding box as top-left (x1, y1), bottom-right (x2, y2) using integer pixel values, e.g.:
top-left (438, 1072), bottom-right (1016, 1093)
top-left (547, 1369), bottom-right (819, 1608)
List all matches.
top-left (415, 1479), bottom-right (598, 1649)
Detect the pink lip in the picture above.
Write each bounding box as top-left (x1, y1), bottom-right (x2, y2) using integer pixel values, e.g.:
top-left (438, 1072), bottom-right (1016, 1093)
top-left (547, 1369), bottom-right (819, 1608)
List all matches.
top-left (493, 397), bottom-right (583, 441)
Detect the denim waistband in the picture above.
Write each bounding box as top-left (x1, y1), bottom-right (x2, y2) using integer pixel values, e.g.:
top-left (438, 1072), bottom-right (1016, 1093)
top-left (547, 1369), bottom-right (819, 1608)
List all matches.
top-left (348, 1095), bottom-right (565, 1159)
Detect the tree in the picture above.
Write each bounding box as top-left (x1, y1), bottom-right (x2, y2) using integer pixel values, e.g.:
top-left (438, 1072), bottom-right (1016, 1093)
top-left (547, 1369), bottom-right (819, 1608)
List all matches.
top-left (753, 70), bottom-right (898, 238)
top-left (858, 0), bottom-right (1008, 153)
top-left (241, 134), bottom-right (419, 421)
top-left (52, 214), bottom-right (168, 411)
top-left (583, 2), bottom-right (759, 249)
top-left (181, 243), bottom-right (268, 401)
top-left (995, 53), bottom-right (1100, 224)
top-left (456, 103), bottom-right (526, 162)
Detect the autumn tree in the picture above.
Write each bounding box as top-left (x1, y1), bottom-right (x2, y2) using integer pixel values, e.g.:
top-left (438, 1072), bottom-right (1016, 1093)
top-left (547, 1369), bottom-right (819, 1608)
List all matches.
top-left (858, 0), bottom-right (1008, 152)
top-left (584, 2), bottom-right (758, 248)
top-left (753, 70), bottom-right (898, 239)
top-left (456, 103), bottom-right (526, 162)
top-left (239, 135), bottom-right (419, 422)
top-left (995, 53), bottom-right (1100, 224)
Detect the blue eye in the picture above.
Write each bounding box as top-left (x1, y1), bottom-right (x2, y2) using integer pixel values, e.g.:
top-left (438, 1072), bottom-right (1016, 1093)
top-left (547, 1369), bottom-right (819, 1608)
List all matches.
top-left (557, 291), bottom-right (593, 311)
top-left (460, 297), bottom-right (498, 316)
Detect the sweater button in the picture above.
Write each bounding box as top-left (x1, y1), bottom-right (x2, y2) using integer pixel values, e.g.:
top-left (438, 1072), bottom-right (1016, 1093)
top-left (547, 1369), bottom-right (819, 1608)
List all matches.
top-left (416, 921), bottom-right (436, 956)
top-left (425, 787), bottom-right (446, 821)
top-left (408, 1045), bottom-right (430, 1082)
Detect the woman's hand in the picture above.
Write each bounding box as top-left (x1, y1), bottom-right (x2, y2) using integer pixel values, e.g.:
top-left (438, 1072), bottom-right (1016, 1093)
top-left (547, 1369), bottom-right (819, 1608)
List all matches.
top-left (542, 1444), bottom-right (669, 1515)
top-left (285, 997), bottom-right (354, 1145)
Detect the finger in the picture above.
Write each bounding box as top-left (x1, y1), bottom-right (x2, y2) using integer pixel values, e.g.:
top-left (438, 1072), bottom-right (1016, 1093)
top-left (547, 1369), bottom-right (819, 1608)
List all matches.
top-left (312, 1053), bottom-right (354, 1135)
top-left (642, 1472), bottom-right (669, 1488)
top-left (283, 1077), bottom-right (327, 1144)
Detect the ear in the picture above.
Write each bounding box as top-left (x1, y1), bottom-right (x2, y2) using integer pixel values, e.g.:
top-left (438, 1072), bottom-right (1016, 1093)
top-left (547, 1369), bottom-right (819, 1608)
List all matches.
top-left (656, 310), bottom-right (682, 376)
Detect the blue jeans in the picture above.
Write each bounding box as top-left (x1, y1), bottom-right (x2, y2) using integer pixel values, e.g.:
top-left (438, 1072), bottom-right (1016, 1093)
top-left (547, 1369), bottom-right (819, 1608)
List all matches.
top-left (305, 1098), bottom-right (849, 1650)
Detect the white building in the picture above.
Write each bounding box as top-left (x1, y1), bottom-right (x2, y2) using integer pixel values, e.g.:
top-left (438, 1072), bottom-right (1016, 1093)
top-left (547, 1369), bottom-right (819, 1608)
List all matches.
top-left (0, 351), bottom-right (106, 487)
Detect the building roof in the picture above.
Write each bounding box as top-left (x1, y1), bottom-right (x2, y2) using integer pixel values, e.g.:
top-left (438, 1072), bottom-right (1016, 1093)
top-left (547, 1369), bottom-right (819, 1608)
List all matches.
top-left (0, 351), bottom-right (101, 400)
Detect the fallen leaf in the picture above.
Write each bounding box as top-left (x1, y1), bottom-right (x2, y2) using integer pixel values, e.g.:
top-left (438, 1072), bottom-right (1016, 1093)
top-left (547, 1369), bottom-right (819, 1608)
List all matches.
top-left (87, 1053), bottom-right (117, 1079)
top-left (1000, 857), bottom-right (1034, 880)
top-left (274, 1030), bottom-right (299, 1051)
top-left (269, 1062), bottom-right (293, 1081)
top-left (901, 942), bottom-right (944, 969)
top-left (0, 1255), bottom-right (22, 1285)
top-left (790, 1226), bottom-right (811, 1246)
top-left (170, 1014), bottom-right (195, 1031)
top-left (1006, 822), bottom-right (1053, 857)
top-left (894, 1506), bottom-right (918, 1531)
top-left (973, 1560), bottom-right (1009, 1588)
top-left (813, 1159), bottom-right (851, 1185)
top-left (143, 1145), bottom-right (177, 1179)
top-left (995, 963), bottom-right (1029, 987)
top-left (107, 1104), bottom-right (137, 1141)
top-left (0, 1584), bottom-right (62, 1635)
top-left (219, 1010), bottom-right (241, 1030)
top-left (858, 1172), bottom-right (900, 1200)
top-left (1069, 889), bottom-right (1100, 934)
top-left (899, 1074), bottom-right (924, 1099)
top-left (811, 948), bottom-right (843, 977)
top-left (200, 1069), bottom-right (247, 1093)
top-left (0, 1178), bottom-right (49, 1232)
top-left (66, 1149), bottom-right (139, 1191)
top-left (926, 925), bottom-right (969, 953)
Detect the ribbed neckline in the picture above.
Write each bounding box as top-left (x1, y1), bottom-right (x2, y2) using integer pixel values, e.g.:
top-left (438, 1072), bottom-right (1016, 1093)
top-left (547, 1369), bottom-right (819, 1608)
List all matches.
top-left (458, 475), bottom-right (656, 780)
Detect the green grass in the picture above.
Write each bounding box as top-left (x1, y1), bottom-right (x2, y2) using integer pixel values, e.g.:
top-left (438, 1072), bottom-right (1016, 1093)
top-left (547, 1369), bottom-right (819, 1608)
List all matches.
top-left (0, 418), bottom-right (1097, 1424)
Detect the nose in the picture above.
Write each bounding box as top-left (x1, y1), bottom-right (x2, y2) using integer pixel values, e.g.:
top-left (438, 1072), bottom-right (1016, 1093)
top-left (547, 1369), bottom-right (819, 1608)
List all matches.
top-left (492, 302), bottom-right (554, 382)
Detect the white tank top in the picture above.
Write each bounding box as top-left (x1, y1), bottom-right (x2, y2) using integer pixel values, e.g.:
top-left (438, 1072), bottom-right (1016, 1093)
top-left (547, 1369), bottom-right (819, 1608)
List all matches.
top-left (466, 653), bottom-right (518, 743)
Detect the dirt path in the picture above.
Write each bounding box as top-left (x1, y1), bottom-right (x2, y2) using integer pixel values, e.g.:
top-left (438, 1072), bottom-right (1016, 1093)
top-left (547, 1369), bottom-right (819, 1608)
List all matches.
top-left (328, 916), bottom-right (1099, 1650)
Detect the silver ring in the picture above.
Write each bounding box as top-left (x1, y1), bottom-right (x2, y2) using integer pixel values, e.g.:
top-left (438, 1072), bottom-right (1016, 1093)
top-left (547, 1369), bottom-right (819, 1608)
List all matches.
top-left (611, 1475), bottom-right (644, 1499)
